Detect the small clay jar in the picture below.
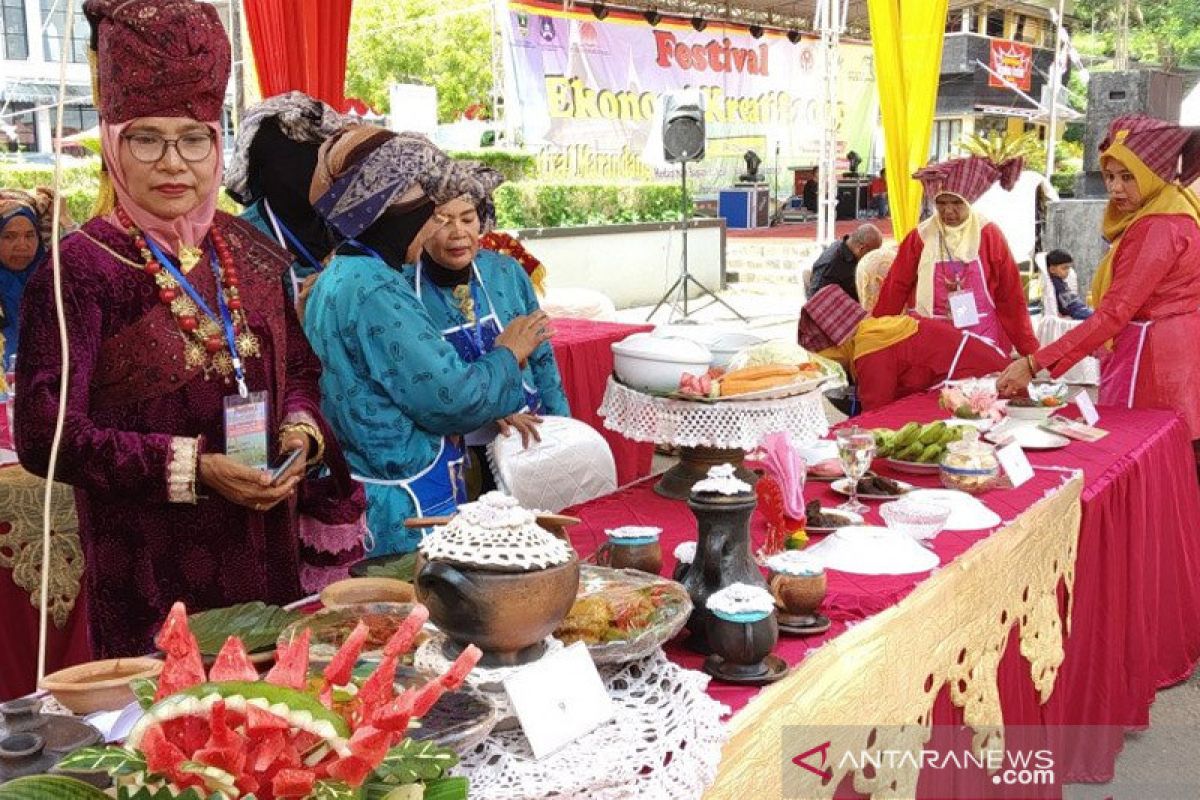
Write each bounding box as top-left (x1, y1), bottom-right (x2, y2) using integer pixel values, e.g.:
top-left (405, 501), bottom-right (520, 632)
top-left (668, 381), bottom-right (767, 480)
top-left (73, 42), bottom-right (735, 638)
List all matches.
top-left (0, 698), bottom-right (45, 734)
top-left (606, 530), bottom-right (663, 575)
top-left (0, 733), bottom-right (56, 782)
top-left (768, 568), bottom-right (827, 618)
top-left (706, 611), bottom-right (779, 679)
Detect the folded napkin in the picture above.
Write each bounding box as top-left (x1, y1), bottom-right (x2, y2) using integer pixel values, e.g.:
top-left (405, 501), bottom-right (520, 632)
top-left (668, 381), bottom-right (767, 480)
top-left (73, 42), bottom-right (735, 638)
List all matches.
top-left (757, 431), bottom-right (807, 519)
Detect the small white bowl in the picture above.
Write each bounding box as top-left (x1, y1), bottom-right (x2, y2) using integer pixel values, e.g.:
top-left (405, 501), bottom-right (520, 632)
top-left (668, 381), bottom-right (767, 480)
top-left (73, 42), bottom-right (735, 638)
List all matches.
top-left (708, 332), bottom-right (766, 368)
top-left (880, 499), bottom-right (952, 542)
top-left (612, 333), bottom-right (712, 394)
top-left (1006, 402), bottom-right (1061, 422)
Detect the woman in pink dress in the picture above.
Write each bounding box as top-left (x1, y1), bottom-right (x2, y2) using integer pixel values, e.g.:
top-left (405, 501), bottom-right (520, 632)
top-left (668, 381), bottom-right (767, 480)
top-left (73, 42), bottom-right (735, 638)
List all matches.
top-left (998, 115), bottom-right (1200, 473)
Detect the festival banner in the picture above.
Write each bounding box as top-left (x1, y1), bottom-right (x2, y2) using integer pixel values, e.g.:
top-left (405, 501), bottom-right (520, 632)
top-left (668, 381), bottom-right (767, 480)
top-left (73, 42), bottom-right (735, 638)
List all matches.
top-left (988, 39), bottom-right (1034, 91)
top-left (500, 0), bottom-right (879, 197)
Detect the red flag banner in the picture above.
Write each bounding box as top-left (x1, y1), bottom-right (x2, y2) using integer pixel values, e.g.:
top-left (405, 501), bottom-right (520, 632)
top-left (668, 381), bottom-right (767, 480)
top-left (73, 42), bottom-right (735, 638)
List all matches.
top-left (988, 39), bottom-right (1033, 92)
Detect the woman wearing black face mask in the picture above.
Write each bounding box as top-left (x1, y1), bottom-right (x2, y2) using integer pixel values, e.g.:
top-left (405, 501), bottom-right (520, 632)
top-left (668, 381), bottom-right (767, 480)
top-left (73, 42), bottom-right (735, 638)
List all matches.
top-left (304, 126), bottom-right (550, 556)
top-left (225, 92), bottom-right (352, 305)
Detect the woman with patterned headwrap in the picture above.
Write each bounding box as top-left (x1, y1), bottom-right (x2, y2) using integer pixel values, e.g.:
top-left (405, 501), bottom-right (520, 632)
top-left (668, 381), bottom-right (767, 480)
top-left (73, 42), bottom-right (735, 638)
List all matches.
top-left (15, 0), bottom-right (360, 657)
top-left (0, 188), bottom-right (71, 362)
top-left (225, 91), bottom-right (354, 304)
top-left (304, 126), bottom-right (551, 556)
top-left (873, 156), bottom-right (1040, 357)
top-left (998, 116), bottom-right (1200, 470)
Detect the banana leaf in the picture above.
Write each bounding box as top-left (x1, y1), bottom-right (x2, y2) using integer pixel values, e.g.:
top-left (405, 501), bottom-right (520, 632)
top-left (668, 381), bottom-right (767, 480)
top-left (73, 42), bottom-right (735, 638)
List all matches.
top-left (0, 776), bottom-right (109, 799)
top-left (187, 602), bottom-right (302, 655)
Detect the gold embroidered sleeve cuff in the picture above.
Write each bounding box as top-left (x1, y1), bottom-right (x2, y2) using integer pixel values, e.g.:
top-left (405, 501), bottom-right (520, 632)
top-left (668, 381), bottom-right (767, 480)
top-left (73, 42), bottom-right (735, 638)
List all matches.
top-left (167, 436), bottom-right (200, 504)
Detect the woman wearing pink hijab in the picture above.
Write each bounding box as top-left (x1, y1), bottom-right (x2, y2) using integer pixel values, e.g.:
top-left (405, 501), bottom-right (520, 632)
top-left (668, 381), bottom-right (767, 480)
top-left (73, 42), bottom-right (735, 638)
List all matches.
top-left (13, 0), bottom-right (359, 658)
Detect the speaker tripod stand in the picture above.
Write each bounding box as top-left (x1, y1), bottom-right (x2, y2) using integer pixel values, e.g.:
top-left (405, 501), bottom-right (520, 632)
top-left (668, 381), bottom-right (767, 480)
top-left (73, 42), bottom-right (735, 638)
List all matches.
top-left (648, 161), bottom-right (748, 324)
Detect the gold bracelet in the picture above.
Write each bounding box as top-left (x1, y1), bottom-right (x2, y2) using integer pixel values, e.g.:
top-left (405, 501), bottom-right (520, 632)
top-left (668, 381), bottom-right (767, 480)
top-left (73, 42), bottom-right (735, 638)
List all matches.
top-left (279, 421), bottom-right (325, 466)
top-left (1026, 355), bottom-right (1038, 374)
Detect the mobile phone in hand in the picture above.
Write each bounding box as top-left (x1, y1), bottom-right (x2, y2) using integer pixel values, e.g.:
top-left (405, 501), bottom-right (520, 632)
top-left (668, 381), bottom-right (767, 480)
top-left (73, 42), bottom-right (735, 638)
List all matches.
top-left (268, 448), bottom-right (304, 485)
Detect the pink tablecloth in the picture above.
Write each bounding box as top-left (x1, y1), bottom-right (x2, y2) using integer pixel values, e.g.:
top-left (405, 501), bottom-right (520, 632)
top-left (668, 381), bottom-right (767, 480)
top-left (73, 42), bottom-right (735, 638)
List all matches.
top-left (550, 318), bottom-right (655, 486)
top-left (565, 392), bottom-right (1200, 786)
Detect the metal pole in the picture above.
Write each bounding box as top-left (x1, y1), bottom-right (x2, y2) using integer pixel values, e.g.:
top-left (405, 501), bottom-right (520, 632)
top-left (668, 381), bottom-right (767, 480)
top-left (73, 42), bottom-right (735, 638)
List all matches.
top-left (1045, 0), bottom-right (1067, 179)
top-left (681, 160), bottom-right (689, 318)
top-left (816, 0), bottom-right (842, 245)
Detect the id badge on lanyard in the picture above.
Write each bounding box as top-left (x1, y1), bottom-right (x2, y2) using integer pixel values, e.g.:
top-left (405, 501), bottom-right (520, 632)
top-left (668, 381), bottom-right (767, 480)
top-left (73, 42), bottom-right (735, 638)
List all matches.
top-left (948, 290), bottom-right (980, 328)
top-left (224, 391), bottom-right (270, 469)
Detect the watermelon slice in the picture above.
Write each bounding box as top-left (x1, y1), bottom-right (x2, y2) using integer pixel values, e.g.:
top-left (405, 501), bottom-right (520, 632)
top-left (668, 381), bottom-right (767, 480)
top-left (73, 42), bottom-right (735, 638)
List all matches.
top-left (266, 627), bottom-right (311, 690)
top-left (272, 768), bottom-right (317, 798)
top-left (353, 654), bottom-right (397, 729)
top-left (441, 644), bottom-right (483, 690)
top-left (154, 602), bottom-right (206, 700)
top-left (383, 604), bottom-right (429, 658)
top-left (245, 704), bottom-right (290, 734)
top-left (209, 636), bottom-right (259, 682)
top-left (322, 620), bottom-right (369, 689)
top-left (411, 679), bottom-right (447, 718)
top-left (140, 722), bottom-right (188, 780)
top-left (371, 690), bottom-right (416, 734)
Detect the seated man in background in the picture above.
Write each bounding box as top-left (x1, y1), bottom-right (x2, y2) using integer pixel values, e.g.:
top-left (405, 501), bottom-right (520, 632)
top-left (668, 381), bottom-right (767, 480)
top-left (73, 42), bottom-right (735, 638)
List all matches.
top-left (1045, 249), bottom-right (1093, 320)
top-left (799, 286), bottom-right (1010, 411)
top-left (806, 223), bottom-right (883, 302)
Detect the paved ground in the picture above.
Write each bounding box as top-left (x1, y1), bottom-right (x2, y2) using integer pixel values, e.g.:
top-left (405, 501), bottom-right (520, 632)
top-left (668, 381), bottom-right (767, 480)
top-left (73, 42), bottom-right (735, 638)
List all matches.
top-left (613, 280), bottom-right (1200, 799)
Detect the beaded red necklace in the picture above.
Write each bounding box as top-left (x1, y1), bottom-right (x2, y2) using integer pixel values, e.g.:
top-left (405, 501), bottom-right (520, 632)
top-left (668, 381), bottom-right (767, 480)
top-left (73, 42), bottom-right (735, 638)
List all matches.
top-left (116, 206), bottom-right (261, 378)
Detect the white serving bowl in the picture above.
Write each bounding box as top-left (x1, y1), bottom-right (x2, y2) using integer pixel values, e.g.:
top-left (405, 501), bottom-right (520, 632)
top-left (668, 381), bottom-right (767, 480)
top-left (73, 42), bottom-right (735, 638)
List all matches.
top-left (708, 332), bottom-right (766, 368)
top-left (611, 333), bottom-right (712, 394)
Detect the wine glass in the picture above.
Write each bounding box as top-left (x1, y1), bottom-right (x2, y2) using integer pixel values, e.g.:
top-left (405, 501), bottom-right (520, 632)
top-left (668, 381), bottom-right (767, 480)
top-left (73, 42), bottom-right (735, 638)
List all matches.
top-left (836, 427), bottom-right (876, 514)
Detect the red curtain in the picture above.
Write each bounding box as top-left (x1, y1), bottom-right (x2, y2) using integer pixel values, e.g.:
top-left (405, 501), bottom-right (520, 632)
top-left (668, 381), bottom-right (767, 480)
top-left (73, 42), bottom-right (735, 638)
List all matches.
top-left (243, 0), bottom-right (355, 112)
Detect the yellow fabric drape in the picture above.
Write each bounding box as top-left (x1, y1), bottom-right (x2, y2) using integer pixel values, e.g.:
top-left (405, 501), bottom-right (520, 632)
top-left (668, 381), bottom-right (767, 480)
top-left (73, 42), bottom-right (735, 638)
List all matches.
top-left (868, 0), bottom-right (949, 239)
top-left (1089, 142), bottom-right (1200, 306)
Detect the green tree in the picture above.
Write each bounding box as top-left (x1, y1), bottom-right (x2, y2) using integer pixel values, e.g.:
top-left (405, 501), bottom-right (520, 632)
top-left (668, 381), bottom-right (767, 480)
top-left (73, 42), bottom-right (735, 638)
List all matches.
top-left (345, 0), bottom-right (494, 122)
top-left (1073, 0), bottom-right (1200, 69)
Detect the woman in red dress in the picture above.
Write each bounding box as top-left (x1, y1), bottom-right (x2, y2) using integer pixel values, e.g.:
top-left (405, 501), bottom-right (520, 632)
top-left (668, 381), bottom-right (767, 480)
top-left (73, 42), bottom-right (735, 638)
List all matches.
top-left (998, 115), bottom-right (1200, 471)
top-left (873, 156), bottom-right (1039, 357)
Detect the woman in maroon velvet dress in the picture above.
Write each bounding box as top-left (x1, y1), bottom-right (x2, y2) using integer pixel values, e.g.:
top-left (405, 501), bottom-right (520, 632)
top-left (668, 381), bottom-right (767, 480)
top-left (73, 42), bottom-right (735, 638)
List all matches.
top-left (14, 0), bottom-right (351, 657)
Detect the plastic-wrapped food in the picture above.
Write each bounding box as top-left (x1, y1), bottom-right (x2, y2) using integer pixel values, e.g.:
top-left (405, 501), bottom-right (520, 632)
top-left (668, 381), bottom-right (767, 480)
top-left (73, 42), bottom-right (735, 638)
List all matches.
top-left (554, 566), bottom-right (692, 664)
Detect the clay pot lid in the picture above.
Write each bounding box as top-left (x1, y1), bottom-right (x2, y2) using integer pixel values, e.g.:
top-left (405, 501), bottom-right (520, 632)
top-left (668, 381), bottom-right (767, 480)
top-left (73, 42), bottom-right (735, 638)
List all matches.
top-left (419, 492), bottom-right (574, 571)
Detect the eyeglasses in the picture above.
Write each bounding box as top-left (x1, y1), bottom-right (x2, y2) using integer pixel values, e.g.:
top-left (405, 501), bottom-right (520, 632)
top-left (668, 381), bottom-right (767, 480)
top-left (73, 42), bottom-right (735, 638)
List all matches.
top-left (121, 131), bottom-right (215, 164)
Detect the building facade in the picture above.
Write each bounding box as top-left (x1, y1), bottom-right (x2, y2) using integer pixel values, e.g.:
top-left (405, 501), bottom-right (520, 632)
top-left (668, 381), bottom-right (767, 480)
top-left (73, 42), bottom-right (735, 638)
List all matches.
top-left (932, 0), bottom-right (1067, 162)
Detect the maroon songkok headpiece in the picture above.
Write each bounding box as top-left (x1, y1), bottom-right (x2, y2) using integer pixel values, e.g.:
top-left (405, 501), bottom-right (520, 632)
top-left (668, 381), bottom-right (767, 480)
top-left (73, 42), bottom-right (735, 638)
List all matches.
top-left (85, 0), bottom-right (231, 123)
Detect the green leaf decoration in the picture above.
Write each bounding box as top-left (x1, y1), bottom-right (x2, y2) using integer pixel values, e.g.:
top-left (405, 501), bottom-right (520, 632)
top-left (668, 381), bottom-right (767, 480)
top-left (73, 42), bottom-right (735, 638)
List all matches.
top-left (308, 780), bottom-right (357, 800)
top-left (187, 602), bottom-right (303, 655)
top-left (370, 739), bottom-right (459, 785)
top-left (0, 776), bottom-right (110, 799)
top-left (130, 677), bottom-right (158, 710)
top-left (421, 776), bottom-right (469, 800)
top-left (113, 786), bottom-right (211, 800)
top-left (56, 745), bottom-right (147, 776)
top-left (358, 553), bottom-right (418, 582)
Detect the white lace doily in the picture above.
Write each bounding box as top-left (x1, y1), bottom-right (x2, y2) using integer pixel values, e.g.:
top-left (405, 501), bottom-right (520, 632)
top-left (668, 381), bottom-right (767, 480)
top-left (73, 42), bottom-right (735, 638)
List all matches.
top-left (691, 463), bottom-right (753, 496)
top-left (455, 651), bottom-right (729, 800)
top-left (415, 634), bottom-right (567, 723)
top-left (419, 492), bottom-right (573, 570)
top-left (599, 377), bottom-right (829, 449)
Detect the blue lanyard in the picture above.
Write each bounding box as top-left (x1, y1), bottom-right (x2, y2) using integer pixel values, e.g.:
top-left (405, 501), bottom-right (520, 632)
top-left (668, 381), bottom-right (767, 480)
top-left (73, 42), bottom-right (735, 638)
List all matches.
top-left (144, 237), bottom-right (249, 397)
top-left (264, 200), bottom-right (326, 273)
top-left (424, 267), bottom-right (488, 358)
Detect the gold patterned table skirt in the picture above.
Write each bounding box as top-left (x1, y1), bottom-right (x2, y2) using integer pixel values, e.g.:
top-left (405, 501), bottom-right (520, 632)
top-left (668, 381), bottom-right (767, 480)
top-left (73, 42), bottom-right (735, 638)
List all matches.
top-left (705, 476), bottom-right (1083, 799)
top-left (0, 465), bottom-right (83, 628)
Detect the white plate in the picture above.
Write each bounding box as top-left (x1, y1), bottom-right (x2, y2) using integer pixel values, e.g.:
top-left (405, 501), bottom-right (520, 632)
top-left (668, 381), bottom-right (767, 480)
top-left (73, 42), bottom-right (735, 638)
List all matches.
top-left (986, 425), bottom-right (1070, 451)
top-left (884, 458), bottom-right (941, 475)
top-left (805, 508), bottom-right (865, 534)
top-left (803, 525), bottom-right (940, 575)
top-left (831, 477), bottom-right (913, 501)
top-left (904, 489), bottom-right (1002, 531)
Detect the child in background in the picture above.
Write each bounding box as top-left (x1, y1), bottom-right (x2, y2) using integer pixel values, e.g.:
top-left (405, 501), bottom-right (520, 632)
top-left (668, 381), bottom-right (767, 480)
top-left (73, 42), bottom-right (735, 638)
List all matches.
top-left (1045, 249), bottom-right (1093, 320)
